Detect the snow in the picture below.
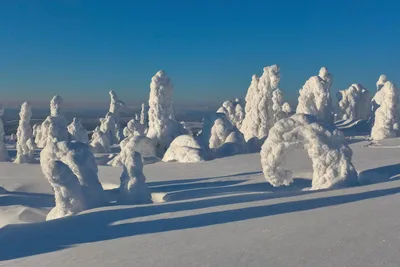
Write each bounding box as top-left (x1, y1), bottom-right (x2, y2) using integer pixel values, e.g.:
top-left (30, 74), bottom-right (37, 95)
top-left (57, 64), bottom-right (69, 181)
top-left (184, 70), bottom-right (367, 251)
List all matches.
top-left (2, 134), bottom-right (400, 266)
top-left (68, 118), bottom-right (89, 143)
top-left (217, 99), bottom-right (245, 129)
top-left (14, 102), bottom-right (36, 164)
top-left (337, 84), bottom-right (371, 121)
top-left (90, 127), bottom-right (111, 153)
top-left (371, 81), bottom-right (399, 140)
top-left (162, 135), bottom-right (206, 163)
top-left (261, 114), bottom-right (358, 190)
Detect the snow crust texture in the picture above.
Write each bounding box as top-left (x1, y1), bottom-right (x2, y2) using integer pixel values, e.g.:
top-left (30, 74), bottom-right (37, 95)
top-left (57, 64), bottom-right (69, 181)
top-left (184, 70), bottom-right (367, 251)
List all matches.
top-left (371, 81), bottom-right (399, 140)
top-left (337, 84), bottom-right (371, 121)
top-left (40, 140), bottom-right (104, 220)
top-left (261, 114), bottom-right (358, 190)
top-left (14, 102), bottom-right (36, 163)
top-left (296, 67), bottom-right (333, 123)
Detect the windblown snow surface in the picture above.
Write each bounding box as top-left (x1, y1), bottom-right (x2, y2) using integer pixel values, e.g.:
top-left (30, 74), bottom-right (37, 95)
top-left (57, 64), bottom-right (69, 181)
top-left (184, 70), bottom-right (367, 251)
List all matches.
top-left (2, 138), bottom-right (400, 266)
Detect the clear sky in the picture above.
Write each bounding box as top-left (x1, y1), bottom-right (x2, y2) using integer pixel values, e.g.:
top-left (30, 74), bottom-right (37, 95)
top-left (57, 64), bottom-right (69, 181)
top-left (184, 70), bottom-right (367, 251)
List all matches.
top-left (0, 0), bottom-right (398, 108)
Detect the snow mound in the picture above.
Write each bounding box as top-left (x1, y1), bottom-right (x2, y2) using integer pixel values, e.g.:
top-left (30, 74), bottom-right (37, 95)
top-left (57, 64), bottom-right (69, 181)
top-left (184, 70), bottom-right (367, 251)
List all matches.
top-left (261, 114), bottom-right (358, 190)
top-left (163, 135), bottom-right (206, 163)
top-left (337, 84), bottom-right (371, 121)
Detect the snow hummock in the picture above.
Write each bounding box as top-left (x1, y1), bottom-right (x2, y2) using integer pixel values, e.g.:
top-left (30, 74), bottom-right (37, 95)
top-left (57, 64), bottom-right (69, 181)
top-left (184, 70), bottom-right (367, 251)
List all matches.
top-left (337, 84), bottom-right (371, 121)
top-left (261, 114), bottom-right (358, 190)
top-left (118, 151), bottom-right (152, 204)
top-left (90, 127), bottom-right (111, 153)
top-left (147, 70), bottom-right (187, 156)
top-left (14, 102), bottom-right (36, 163)
top-left (40, 140), bottom-right (105, 220)
top-left (108, 135), bottom-right (157, 166)
top-left (68, 118), bottom-right (89, 143)
top-left (163, 135), bottom-right (206, 163)
top-left (371, 81), bottom-right (399, 140)
top-left (296, 67), bottom-right (333, 123)
top-left (0, 109), bottom-right (10, 162)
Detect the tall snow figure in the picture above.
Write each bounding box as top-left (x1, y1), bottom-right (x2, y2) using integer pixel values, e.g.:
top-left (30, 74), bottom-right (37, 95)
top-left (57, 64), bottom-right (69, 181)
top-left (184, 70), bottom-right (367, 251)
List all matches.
top-left (371, 81), bottom-right (399, 140)
top-left (118, 151), bottom-right (152, 204)
top-left (337, 84), bottom-right (371, 120)
top-left (108, 90), bottom-right (125, 143)
top-left (36, 95), bottom-right (68, 147)
top-left (41, 140), bottom-right (105, 220)
top-left (68, 118), bottom-right (89, 143)
top-left (261, 114), bottom-right (358, 190)
top-left (240, 65), bottom-right (283, 143)
top-left (14, 102), bottom-right (36, 163)
top-left (296, 67), bottom-right (333, 123)
top-left (147, 70), bottom-right (186, 157)
top-left (0, 108), bottom-right (10, 162)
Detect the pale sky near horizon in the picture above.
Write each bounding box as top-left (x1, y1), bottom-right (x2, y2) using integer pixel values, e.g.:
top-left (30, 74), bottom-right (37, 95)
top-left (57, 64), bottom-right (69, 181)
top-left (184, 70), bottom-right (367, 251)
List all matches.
top-left (0, 1), bottom-right (399, 108)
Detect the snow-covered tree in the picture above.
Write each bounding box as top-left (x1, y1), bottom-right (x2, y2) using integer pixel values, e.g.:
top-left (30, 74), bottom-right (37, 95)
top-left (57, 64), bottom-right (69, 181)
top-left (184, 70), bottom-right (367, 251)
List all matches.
top-left (376, 75), bottom-right (387, 91)
top-left (296, 67), bottom-right (333, 123)
top-left (123, 118), bottom-right (146, 138)
top-left (261, 114), bottom-right (358, 190)
top-left (32, 124), bottom-right (41, 138)
top-left (36, 95), bottom-right (68, 148)
top-left (108, 90), bottom-right (125, 143)
top-left (0, 109), bottom-right (10, 162)
top-left (282, 102), bottom-right (292, 115)
top-left (371, 81), bottom-right (399, 140)
top-left (147, 70), bottom-right (187, 156)
top-left (118, 151), bottom-right (152, 204)
top-left (217, 99), bottom-right (245, 129)
top-left (14, 102), bottom-right (36, 163)
top-left (337, 84), bottom-right (371, 121)
top-left (163, 135), bottom-right (206, 163)
top-left (99, 112), bottom-right (118, 145)
top-left (90, 127), bottom-right (111, 153)
top-left (68, 118), bottom-right (89, 143)
top-left (140, 103), bottom-right (147, 126)
top-left (272, 89), bottom-right (291, 123)
top-left (240, 65), bottom-right (283, 142)
top-left (41, 140), bottom-right (105, 220)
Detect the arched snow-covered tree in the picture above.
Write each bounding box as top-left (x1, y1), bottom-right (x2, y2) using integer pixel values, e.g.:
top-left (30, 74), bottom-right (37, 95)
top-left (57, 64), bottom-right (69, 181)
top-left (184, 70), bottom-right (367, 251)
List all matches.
top-left (261, 114), bottom-right (358, 190)
top-left (337, 84), bottom-right (371, 121)
top-left (68, 118), bottom-right (89, 143)
top-left (371, 81), bottom-right (399, 140)
top-left (296, 67), bottom-right (333, 123)
top-left (146, 70), bottom-right (187, 156)
top-left (118, 151), bottom-right (152, 204)
top-left (14, 102), bottom-right (36, 163)
top-left (0, 109), bottom-right (10, 162)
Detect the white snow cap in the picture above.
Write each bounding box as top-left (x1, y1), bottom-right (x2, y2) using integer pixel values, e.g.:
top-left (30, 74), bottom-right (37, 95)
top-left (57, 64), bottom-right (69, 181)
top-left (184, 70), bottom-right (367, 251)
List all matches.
top-left (371, 81), bottom-right (399, 140)
top-left (147, 70), bottom-right (187, 156)
top-left (90, 127), bottom-right (111, 153)
top-left (241, 65), bottom-right (289, 142)
top-left (68, 118), bottom-right (89, 143)
top-left (118, 151), bottom-right (152, 204)
top-left (296, 67), bottom-right (333, 123)
top-left (40, 140), bottom-right (104, 220)
top-left (163, 135), bottom-right (206, 163)
top-left (0, 113), bottom-right (10, 162)
top-left (337, 84), bottom-right (371, 121)
top-left (14, 102), bottom-right (36, 163)
top-left (261, 114), bottom-right (358, 190)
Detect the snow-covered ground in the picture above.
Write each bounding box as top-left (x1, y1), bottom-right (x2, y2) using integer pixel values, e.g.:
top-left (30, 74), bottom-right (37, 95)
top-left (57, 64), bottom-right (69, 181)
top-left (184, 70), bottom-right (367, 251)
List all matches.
top-left (2, 137), bottom-right (400, 266)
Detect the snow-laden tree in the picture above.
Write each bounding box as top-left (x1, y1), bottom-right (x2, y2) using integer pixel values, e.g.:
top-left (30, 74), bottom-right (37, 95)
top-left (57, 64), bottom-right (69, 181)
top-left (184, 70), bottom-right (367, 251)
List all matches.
top-left (240, 65), bottom-right (283, 142)
top-left (282, 102), bottom-right (292, 115)
top-left (108, 90), bottom-right (125, 143)
top-left (376, 75), bottom-right (387, 91)
top-left (118, 151), bottom-right (152, 204)
top-left (108, 135), bottom-right (157, 166)
top-left (14, 102), bottom-right (36, 163)
top-left (68, 118), bottom-right (89, 143)
top-left (147, 70), bottom-right (187, 156)
top-left (272, 89), bottom-right (291, 123)
top-left (261, 114), bottom-right (358, 190)
top-left (99, 112), bottom-right (118, 145)
top-left (371, 81), bottom-right (399, 140)
top-left (296, 67), bottom-right (333, 123)
top-left (32, 123), bottom-right (41, 138)
top-left (41, 140), bottom-right (105, 220)
top-left (337, 84), bottom-right (371, 121)
top-left (90, 127), bottom-right (111, 153)
top-left (163, 135), bottom-right (206, 163)
top-left (36, 95), bottom-right (68, 148)
top-left (123, 118), bottom-right (146, 138)
top-left (215, 129), bottom-right (248, 158)
top-left (0, 109), bottom-right (10, 162)
top-left (217, 99), bottom-right (245, 129)
top-left (140, 103), bottom-right (148, 126)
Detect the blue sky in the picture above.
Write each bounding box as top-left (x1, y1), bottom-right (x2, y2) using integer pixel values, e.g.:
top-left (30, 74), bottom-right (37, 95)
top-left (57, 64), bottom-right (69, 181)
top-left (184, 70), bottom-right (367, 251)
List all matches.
top-left (0, 0), bottom-right (398, 107)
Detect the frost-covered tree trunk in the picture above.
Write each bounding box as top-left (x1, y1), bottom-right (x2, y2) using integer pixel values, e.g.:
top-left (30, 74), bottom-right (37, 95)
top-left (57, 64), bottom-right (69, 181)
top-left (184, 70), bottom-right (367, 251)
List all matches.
top-left (371, 81), bottom-right (399, 140)
top-left (147, 70), bottom-right (186, 156)
top-left (118, 151), bottom-right (152, 204)
top-left (296, 67), bottom-right (333, 123)
top-left (0, 109), bottom-right (10, 162)
top-left (68, 118), bottom-right (89, 143)
top-left (14, 102), bottom-right (36, 163)
top-left (337, 84), bottom-right (371, 121)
